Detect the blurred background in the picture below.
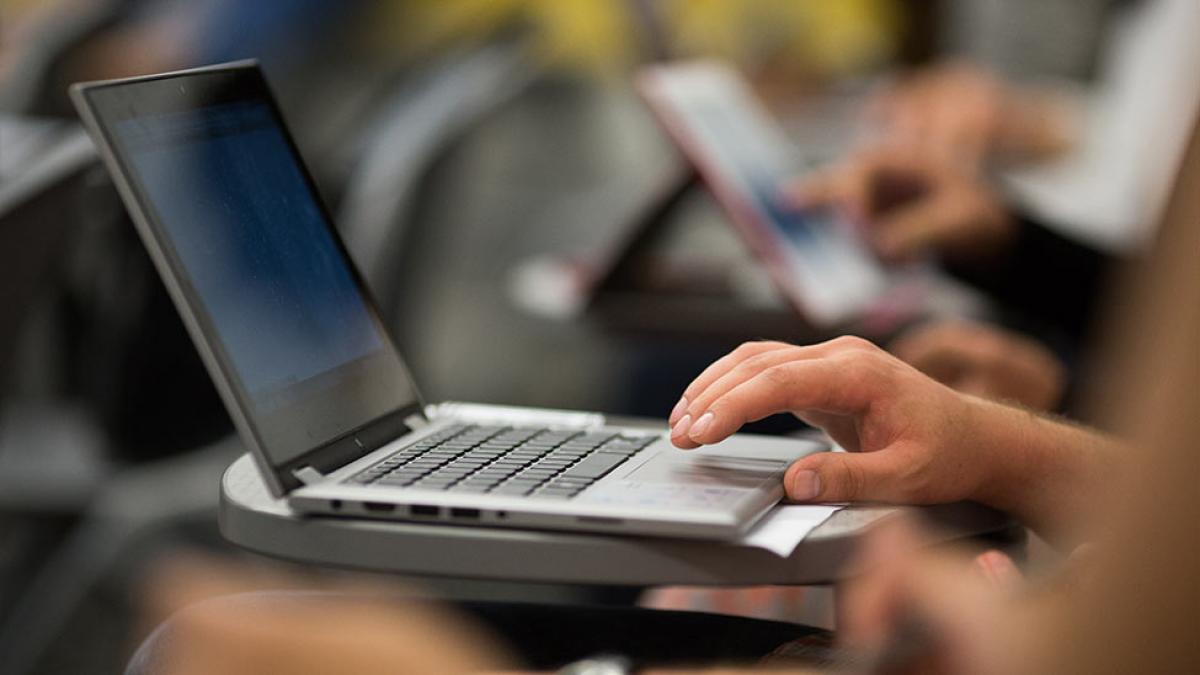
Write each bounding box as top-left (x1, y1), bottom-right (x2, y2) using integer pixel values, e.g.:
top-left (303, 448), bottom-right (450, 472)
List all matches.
top-left (0, 0), bottom-right (1195, 673)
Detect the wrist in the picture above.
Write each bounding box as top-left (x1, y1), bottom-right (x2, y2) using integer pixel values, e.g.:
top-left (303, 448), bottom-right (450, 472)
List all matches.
top-left (963, 397), bottom-right (1042, 513)
top-left (960, 398), bottom-right (1108, 543)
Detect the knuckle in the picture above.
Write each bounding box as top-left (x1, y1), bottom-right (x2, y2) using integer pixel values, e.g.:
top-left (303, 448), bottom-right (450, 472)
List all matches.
top-left (733, 341), bottom-right (772, 359)
top-left (759, 363), bottom-right (797, 390)
top-left (830, 335), bottom-right (877, 353)
top-left (730, 342), bottom-right (755, 359)
top-left (837, 352), bottom-right (877, 382)
top-left (738, 350), bottom-right (786, 374)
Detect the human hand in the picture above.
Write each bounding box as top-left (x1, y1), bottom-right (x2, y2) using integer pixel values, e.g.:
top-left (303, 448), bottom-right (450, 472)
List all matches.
top-left (784, 144), bottom-right (1015, 263)
top-left (146, 558), bottom-right (517, 675)
top-left (839, 519), bottom-right (1036, 675)
top-left (890, 321), bottom-right (1066, 412)
top-left (867, 62), bottom-right (1076, 165)
top-left (868, 62), bottom-right (1009, 165)
top-left (667, 337), bottom-right (1000, 504)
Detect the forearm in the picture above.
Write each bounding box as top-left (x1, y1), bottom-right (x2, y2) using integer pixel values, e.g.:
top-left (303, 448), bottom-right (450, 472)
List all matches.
top-left (966, 397), bottom-right (1121, 546)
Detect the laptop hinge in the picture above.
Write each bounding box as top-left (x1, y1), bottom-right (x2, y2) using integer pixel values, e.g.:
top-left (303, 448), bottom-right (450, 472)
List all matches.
top-left (292, 466), bottom-right (325, 486)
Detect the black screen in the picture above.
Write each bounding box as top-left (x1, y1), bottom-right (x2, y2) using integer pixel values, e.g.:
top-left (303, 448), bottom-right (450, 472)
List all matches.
top-left (84, 69), bottom-right (420, 469)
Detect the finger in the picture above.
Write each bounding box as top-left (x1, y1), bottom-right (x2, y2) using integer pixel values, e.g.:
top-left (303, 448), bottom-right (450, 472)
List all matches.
top-left (876, 551), bottom-right (1005, 673)
top-left (974, 550), bottom-right (1023, 589)
top-left (839, 517), bottom-right (930, 647)
top-left (685, 357), bottom-right (878, 446)
top-left (783, 448), bottom-right (904, 503)
top-left (683, 338), bottom-right (872, 428)
top-left (781, 151), bottom-right (884, 220)
top-left (778, 170), bottom-right (843, 211)
top-left (889, 323), bottom-right (977, 383)
top-left (671, 341), bottom-right (791, 427)
top-left (843, 521), bottom-right (1003, 671)
top-left (681, 348), bottom-right (809, 431)
top-left (675, 346), bottom-right (825, 448)
top-left (889, 321), bottom-right (968, 363)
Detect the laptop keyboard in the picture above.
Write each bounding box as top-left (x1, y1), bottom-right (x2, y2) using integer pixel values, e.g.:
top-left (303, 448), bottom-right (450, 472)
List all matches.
top-left (350, 425), bottom-right (657, 499)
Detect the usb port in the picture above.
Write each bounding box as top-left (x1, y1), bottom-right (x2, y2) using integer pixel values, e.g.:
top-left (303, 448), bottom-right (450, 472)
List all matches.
top-left (410, 504), bottom-right (439, 517)
top-left (449, 507), bottom-right (480, 520)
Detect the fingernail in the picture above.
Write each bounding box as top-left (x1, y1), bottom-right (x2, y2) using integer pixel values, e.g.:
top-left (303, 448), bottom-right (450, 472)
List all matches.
top-left (790, 470), bottom-right (821, 501)
top-left (670, 414), bottom-right (692, 440)
top-left (669, 396), bottom-right (688, 426)
top-left (981, 551), bottom-right (1020, 586)
top-left (975, 554), bottom-right (1000, 585)
top-left (688, 411), bottom-right (714, 439)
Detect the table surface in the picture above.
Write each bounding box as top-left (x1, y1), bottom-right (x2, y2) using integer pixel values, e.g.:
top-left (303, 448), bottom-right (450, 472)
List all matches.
top-left (220, 453), bottom-right (1019, 586)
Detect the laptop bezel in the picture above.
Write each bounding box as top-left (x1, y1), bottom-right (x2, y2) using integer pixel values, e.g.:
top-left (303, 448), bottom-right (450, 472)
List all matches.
top-left (70, 61), bottom-right (427, 497)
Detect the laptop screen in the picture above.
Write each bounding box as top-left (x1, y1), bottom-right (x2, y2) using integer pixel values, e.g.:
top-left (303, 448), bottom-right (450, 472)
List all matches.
top-left (76, 67), bottom-right (421, 477)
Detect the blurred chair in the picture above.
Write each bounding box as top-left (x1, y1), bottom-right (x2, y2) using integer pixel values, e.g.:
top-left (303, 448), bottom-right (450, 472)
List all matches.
top-left (336, 30), bottom-right (540, 319)
top-left (0, 117), bottom-right (96, 393)
top-left (0, 436), bottom-right (242, 675)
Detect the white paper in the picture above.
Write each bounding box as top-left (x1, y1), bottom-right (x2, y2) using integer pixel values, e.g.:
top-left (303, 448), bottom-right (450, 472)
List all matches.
top-left (737, 504), bottom-right (842, 557)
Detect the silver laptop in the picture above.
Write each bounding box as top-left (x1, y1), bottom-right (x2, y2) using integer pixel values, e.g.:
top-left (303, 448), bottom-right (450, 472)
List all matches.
top-left (70, 62), bottom-right (827, 540)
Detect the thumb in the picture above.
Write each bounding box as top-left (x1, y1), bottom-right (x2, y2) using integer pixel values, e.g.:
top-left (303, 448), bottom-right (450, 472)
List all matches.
top-left (784, 451), bottom-right (897, 503)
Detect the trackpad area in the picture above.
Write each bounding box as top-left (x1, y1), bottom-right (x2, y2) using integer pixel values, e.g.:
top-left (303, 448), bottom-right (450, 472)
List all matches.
top-left (623, 452), bottom-right (782, 489)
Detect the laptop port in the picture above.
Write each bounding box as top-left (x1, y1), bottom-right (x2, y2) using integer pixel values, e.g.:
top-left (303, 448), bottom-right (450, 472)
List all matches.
top-left (577, 516), bottom-right (623, 526)
top-left (410, 504), bottom-right (439, 517)
top-left (449, 507), bottom-right (480, 520)
top-left (362, 502), bottom-right (395, 513)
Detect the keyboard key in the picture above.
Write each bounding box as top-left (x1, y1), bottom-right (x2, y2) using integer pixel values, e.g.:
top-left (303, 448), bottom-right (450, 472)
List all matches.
top-left (530, 489), bottom-right (575, 499)
top-left (349, 425), bottom-right (645, 490)
top-left (492, 484), bottom-right (533, 496)
top-left (561, 452), bottom-right (627, 480)
top-left (535, 459), bottom-right (573, 469)
top-left (451, 484), bottom-right (492, 493)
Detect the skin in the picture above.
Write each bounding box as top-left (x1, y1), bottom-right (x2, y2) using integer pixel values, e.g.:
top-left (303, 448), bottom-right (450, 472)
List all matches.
top-left (153, 339), bottom-right (1129, 675)
top-left (889, 320), bottom-right (1067, 412)
top-left (867, 62), bottom-right (1077, 166)
top-left (150, 80), bottom-right (1200, 675)
top-left (783, 144), bottom-right (1016, 263)
top-left (667, 337), bottom-right (1117, 545)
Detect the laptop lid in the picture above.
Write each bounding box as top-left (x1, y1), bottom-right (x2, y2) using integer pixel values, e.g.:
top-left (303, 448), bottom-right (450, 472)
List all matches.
top-left (70, 62), bottom-right (425, 496)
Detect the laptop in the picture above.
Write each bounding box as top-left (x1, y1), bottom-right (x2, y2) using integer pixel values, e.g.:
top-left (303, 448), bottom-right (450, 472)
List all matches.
top-left (70, 61), bottom-right (828, 540)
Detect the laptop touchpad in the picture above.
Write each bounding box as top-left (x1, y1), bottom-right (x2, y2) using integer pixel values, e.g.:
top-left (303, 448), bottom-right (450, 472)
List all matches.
top-left (622, 452), bottom-right (783, 488)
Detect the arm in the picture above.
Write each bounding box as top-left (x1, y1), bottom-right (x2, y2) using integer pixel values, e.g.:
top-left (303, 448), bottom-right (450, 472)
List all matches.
top-left (785, 146), bottom-right (1118, 343)
top-left (951, 397), bottom-right (1118, 545)
top-left (668, 338), bottom-right (1119, 546)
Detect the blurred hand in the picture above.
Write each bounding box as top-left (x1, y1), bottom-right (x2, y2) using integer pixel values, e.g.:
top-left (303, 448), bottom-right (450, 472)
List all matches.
top-left (839, 519), bottom-right (1035, 675)
top-left (867, 62), bottom-right (1076, 165)
top-left (147, 558), bottom-right (517, 675)
top-left (641, 584), bottom-right (815, 623)
top-left (890, 321), bottom-right (1066, 412)
top-left (667, 337), bottom-right (1000, 504)
top-left (784, 145), bottom-right (1015, 263)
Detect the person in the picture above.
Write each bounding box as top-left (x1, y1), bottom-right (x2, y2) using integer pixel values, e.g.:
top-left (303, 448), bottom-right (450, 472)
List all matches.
top-left (785, 143), bottom-right (1112, 347)
top-left (863, 61), bottom-right (1078, 168)
top-left (665, 333), bottom-right (1112, 544)
top-left (127, 120), bottom-right (1200, 674)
